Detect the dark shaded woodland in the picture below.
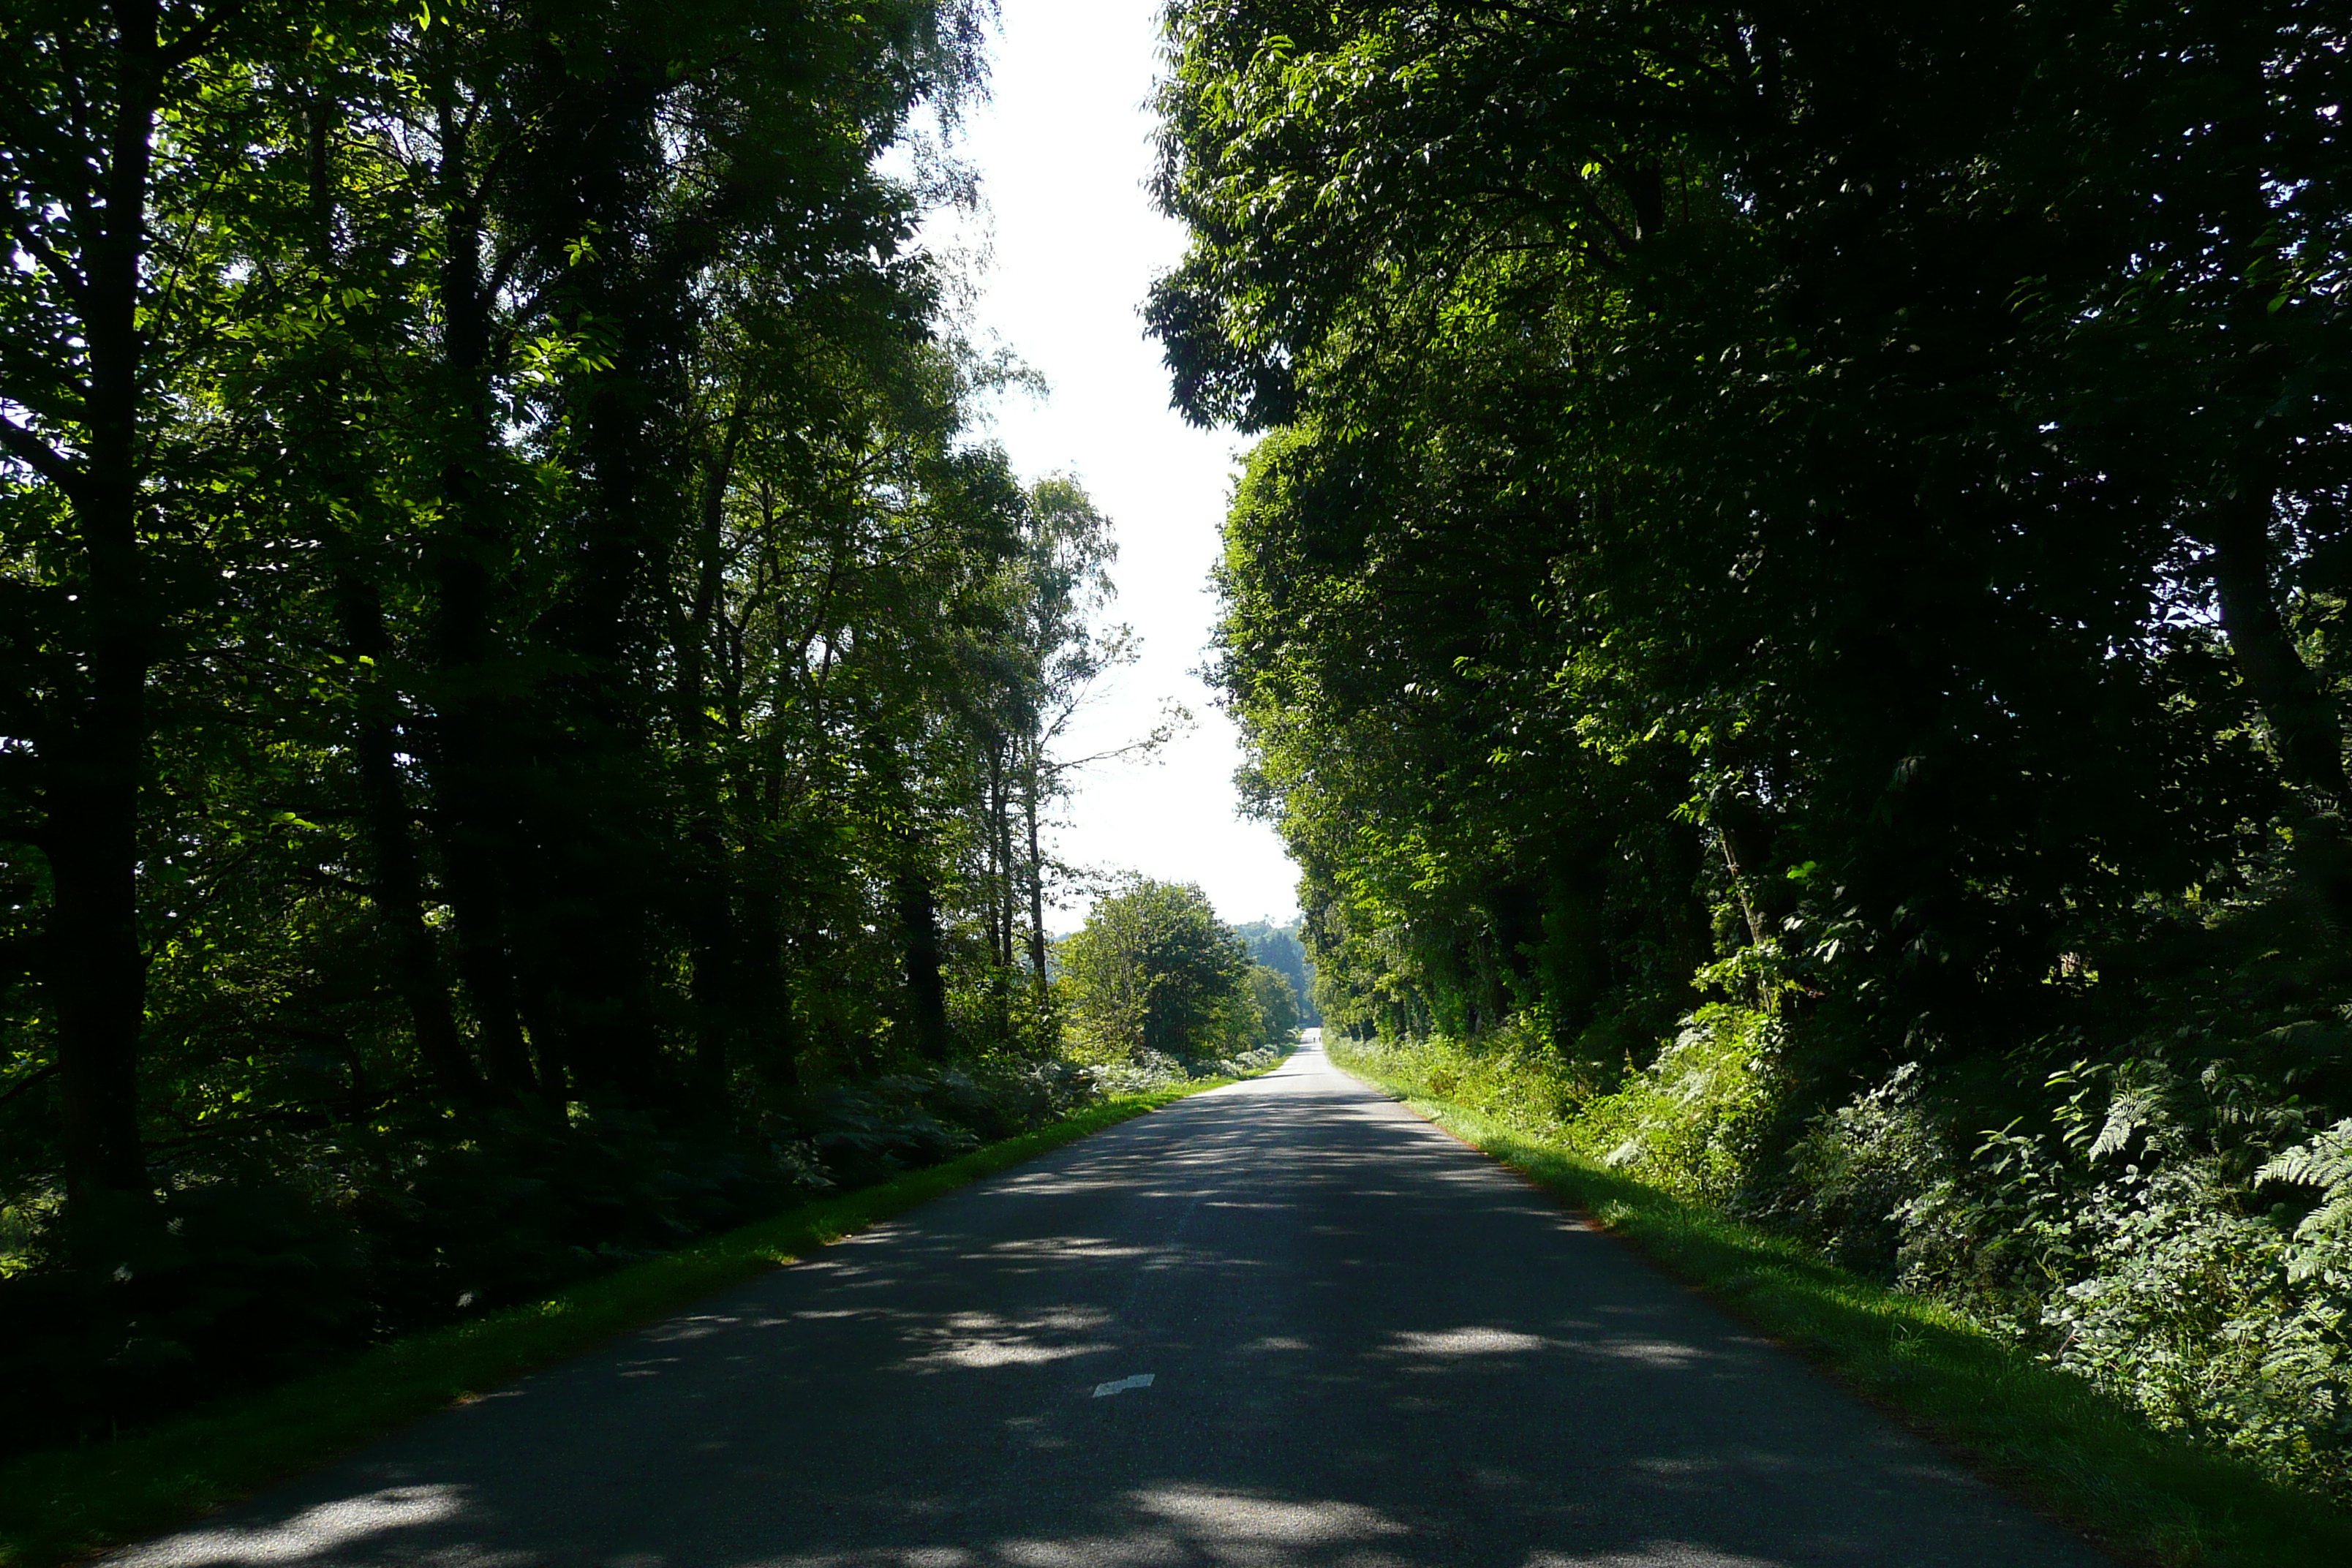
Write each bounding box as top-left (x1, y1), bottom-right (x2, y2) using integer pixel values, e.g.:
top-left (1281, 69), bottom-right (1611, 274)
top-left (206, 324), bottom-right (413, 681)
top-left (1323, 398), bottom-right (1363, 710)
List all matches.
top-left (0, 0), bottom-right (1151, 1452)
top-left (1158, 0), bottom-right (2352, 1496)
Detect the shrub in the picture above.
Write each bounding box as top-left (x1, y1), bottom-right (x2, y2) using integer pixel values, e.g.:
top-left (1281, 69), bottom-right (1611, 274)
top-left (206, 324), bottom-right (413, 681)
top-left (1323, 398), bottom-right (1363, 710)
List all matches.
top-left (1342, 1010), bottom-right (2352, 1504)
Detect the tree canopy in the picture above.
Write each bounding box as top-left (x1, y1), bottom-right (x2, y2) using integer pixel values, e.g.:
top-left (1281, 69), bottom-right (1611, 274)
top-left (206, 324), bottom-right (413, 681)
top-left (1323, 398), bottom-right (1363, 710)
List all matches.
top-left (1060, 878), bottom-right (1296, 1063)
top-left (0, 0), bottom-right (1175, 1455)
top-left (1157, 0), bottom-right (2352, 1498)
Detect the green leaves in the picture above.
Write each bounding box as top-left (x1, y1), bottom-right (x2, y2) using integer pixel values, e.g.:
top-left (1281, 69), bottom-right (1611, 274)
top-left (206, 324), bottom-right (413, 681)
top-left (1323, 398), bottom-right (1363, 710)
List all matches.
top-left (1060, 879), bottom-right (1260, 1063)
top-left (1165, 0), bottom-right (2352, 1496)
top-left (2260, 1120), bottom-right (2352, 1285)
top-left (0, 0), bottom-right (1138, 1460)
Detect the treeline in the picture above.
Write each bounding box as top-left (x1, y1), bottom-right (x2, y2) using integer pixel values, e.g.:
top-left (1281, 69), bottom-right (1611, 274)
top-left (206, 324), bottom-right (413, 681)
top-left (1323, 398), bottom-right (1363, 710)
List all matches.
top-left (1059, 878), bottom-right (1300, 1073)
top-left (1157, 1), bottom-right (2352, 1493)
top-left (0, 0), bottom-right (1134, 1450)
top-left (1236, 917), bottom-right (1319, 1028)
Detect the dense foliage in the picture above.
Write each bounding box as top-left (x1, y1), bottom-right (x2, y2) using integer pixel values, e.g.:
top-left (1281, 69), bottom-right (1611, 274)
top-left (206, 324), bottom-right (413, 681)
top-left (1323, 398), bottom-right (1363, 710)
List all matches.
top-left (1157, 0), bottom-right (2352, 1497)
top-left (1058, 878), bottom-right (1298, 1074)
top-left (0, 0), bottom-right (1165, 1453)
top-left (1235, 916), bottom-right (1319, 1026)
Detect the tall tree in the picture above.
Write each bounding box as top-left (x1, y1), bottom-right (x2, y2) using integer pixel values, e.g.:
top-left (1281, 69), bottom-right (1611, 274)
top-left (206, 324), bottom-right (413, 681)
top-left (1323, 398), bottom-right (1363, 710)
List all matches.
top-left (1061, 878), bottom-right (1256, 1061)
top-left (0, 0), bottom-right (272, 1246)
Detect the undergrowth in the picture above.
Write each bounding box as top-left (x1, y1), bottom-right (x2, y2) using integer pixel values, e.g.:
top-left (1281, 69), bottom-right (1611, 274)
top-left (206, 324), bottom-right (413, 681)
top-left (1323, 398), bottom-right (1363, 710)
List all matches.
top-left (0, 1057), bottom-right (1114, 1461)
top-left (1333, 1033), bottom-right (2352, 1567)
top-left (0, 1072), bottom-right (1267, 1568)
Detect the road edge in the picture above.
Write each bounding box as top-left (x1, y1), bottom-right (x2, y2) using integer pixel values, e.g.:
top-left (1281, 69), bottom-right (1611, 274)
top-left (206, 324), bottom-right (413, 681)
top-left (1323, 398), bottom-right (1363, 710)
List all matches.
top-left (1327, 1041), bottom-right (2352, 1568)
top-left (0, 1063), bottom-right (1286, 1568)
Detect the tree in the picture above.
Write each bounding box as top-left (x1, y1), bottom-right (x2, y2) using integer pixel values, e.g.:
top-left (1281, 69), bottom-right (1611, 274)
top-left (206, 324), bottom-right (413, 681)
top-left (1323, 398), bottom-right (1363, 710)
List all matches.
top-left (1059, 878), bottom-right (1256, 1061)
top-left (0, 0), bottom-right (1151, 1457)
top-left (949, 473), bottom-right (1123, 1032)
top-left (1236, 919), bottom-right (1319, 1026)
top-left (1243, 961), bottom-right (1300, 1050)
top-left (1156, 0), bottom-right (2352, 1488)
top-left (0, 0), bottom-right (276, 1251)
top-left (1158, 0), bottom-right (2338, 1083)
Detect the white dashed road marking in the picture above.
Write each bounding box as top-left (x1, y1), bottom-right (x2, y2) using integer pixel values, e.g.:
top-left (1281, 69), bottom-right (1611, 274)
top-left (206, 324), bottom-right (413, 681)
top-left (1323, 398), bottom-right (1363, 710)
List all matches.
top-left (1093, 1373), bottom-right (1156, 1398)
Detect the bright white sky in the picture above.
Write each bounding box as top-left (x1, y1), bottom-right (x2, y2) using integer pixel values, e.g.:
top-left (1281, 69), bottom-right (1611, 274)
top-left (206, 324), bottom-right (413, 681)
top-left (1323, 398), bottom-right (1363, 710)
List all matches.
top-left (925, 0), bottom-right (1303, 932)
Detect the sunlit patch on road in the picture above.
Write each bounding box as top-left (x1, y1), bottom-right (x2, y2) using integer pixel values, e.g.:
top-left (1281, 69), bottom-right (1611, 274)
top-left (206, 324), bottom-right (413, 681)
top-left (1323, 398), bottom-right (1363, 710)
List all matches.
top-left (902, 1308), bottom-right (1117, 1370)
top-left (110, 1486), bottom-right (469, 1568)
top-left (1387, 1326), bottom-right (1551, 1356)
top-left (1521, 1548), bottom-right (1784, 1567)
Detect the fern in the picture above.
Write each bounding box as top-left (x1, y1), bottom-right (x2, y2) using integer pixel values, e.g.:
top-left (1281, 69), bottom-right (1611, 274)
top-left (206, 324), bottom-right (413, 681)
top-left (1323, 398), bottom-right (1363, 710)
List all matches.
top-left (2089, 1084), bottom-right (2163, 1161)
top-left (2258, 1118), bottom-right (2352, 1284)
top-left (2261, 1120), bottom-right (2352, 1191)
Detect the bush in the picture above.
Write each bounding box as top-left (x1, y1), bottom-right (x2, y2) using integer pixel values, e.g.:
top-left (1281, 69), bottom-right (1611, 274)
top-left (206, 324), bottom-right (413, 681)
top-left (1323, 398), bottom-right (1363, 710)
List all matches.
top-left (1568, 1003), bottom-right (1782, 1203)
top-left (0, 1057), bottom-right (1108, 1461)
top-left (1342, 1008), bottom-right (2352, 1506)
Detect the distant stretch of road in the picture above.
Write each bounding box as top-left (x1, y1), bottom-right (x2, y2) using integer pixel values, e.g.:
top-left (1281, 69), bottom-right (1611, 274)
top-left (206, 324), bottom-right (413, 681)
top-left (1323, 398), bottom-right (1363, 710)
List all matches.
top-left (118, 1044), bottom-right (2105, 1568)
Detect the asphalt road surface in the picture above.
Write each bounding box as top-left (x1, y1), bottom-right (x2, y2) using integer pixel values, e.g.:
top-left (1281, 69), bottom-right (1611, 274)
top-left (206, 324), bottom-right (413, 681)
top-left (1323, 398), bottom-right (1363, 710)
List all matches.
top-left (119, 1044), bottom-right (2106, 1568)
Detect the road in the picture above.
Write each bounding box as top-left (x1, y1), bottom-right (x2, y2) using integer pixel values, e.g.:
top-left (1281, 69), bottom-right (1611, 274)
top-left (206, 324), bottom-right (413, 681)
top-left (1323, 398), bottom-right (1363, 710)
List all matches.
top-left (120, 1044), bottom-right (2105, 1568)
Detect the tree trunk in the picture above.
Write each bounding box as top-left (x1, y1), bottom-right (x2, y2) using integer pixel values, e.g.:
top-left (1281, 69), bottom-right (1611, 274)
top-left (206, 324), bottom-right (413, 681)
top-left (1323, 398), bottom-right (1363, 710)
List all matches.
top-left (423, 90), bottom-right (537, 1103)
top-left (1716, 815), bottom-right (1772, 950)
top-left (677, 412), bottom-right (743, 1099)
top-left (303, 90), bottom-right (481, 1103)
top-left (739, 876), bottom-right (800, 1093)
top-left (1025, 752), bottom-right (1049, 1003)
top-left (984, 742), bottom-right (1013, 1039)
top-left (2209, 487), bottom-right (2352, 812)
top-left (510, 56), bottom-right (685, 1103)
top-left (50, 0), bottom-right (167, 1248)
top-left (897, 868), bottom-right (951, 1062)
top-left (329, 562), bottom-right (483, 1101)
top-left (982, 744), bottom-right (1004, 969)
top-left (2197, 20), bottom-right (2352, 873)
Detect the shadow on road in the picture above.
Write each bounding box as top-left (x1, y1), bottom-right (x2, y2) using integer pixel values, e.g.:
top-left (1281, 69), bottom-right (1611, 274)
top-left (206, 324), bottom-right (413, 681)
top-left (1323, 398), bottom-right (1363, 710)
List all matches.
top-left (115, 1050), bottom-right (2102, 1568)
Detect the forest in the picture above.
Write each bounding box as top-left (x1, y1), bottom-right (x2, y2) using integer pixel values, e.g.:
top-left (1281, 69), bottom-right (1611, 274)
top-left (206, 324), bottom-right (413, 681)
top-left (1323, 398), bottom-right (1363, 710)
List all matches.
top-left (1158, 0), bottom-right (2352, 1503)
top-left (0, 0), bottom-right (1312, 1460)
top-left (13, 0), bottom-right (2352, 1538)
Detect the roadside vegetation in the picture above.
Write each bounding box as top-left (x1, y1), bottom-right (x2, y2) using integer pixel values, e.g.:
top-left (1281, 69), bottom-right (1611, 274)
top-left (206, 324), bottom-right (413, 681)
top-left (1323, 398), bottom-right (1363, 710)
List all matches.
top-left (0, 0), bottom-right (1270, 1482)
top-left (0, 1076), bottom-right (1264, 1568)
top-left (1157, 0), bottom-right (2352, 1531)
top-left (1335, 1040), bottom-right (2352, 1568)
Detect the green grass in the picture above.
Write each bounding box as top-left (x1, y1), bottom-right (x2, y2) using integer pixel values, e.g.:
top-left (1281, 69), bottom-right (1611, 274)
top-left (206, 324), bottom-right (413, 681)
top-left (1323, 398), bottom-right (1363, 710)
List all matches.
top-left (1333, 1042), bottom-right (2352, 1568)
top-left (0, 1075), bottom-right (1257, 1568)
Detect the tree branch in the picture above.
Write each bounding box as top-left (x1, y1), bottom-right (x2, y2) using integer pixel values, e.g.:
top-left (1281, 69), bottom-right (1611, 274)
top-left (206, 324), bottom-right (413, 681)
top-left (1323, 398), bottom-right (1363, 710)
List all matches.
top-left (4, 211), bottom-right (89, 304)
top-left (0, 1061), bottom-right (59, 1111)
top-left (0, 412), bottom-right (84, 501)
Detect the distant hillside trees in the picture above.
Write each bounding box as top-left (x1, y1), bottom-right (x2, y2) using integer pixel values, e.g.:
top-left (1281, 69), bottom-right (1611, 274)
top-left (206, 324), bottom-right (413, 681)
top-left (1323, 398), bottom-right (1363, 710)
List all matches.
top-left (1235, 919), bottom-right (1320, 1026)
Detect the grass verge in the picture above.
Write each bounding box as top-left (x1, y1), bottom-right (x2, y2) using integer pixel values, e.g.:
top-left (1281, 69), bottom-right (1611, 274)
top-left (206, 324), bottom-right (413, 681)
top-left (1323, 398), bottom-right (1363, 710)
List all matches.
top-left (1332, 1041), bottom-right (2352, 1568)
top-left (0, 1074), bottom-right (1257, 1568)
